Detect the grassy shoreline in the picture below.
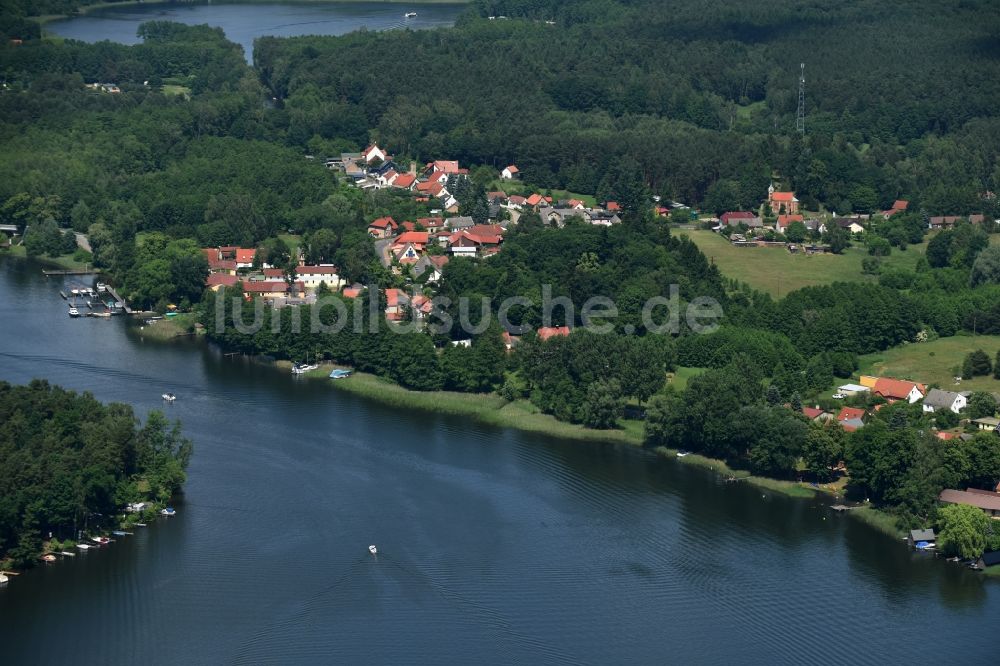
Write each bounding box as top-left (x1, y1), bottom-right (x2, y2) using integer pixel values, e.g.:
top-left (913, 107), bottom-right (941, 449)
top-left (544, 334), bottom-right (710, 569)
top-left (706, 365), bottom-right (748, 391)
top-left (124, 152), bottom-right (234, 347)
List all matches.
top-left (653, 447), bottom-right (823, 499)
top-left (302, 363), bottom-right (645, 446)
top-left (3, 245), bottom-right (96, 272)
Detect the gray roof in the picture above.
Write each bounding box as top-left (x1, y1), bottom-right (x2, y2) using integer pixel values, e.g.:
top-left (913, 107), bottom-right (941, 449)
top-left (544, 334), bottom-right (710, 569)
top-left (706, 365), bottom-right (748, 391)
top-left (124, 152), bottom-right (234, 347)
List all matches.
top-left (446, 216), bottom-right (475, 230)
top-left (909, 528), bottom-right (935, 541)
top-left (923, 388), bottom-right (962, 409)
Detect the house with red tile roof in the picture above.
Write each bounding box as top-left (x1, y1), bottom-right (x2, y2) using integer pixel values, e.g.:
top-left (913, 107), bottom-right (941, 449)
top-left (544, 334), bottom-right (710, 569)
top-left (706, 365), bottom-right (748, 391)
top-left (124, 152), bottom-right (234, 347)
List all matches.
top-left (384, 288), bottom-right (411, 321)
top-left (801, 406), bottom-right (829, 421)
top-left (363, 143), bottom-right (387, 164)
top-left (525, 193), bottom-right (545, 209)
top-left (487, 191), bottom-right (507, 203)
top-left (416, 217), bottom-right (445, 233)
top-left (836, 406), bottom-right (867, 431)
top-left (873, 378), bottom-right (924, 404)
top-left (242, 281), bottom-right (305, 300)
top-left (507, 195), bottom-right (527, 208)
top-left (342, 286), bottom-right (363, 299)
top-left (882, 199), bottom-right (908, 218)
top-left (537, 326), bottom-right (571, 341)
top-left (235, 248), bottom-right (256, 268)
top-left (605, 201), bottom-right (621, 212)
top-left (720, 211), bottom-right (760, 227)
top-left (501, 165), bottom-right (519, 180)
top-left (428, 160), bottom-right (460, 174)
top-left (206, 273), bottom-right (239, 291)
top-left (368, 216), bottom-right (398, 238)
top-left (203, 248), bottom-right (237, 274)
top-left (776, 214), bottom-right (805, 233)
top-left (392, 173), bottom-right (416, 190)
top-left (394, 231), bottom-right (430, 248)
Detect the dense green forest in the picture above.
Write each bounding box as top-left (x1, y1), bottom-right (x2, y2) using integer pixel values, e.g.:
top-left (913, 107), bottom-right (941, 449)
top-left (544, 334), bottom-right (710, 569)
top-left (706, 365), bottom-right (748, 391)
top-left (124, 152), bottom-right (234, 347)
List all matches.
top-left (0, 380), bottom-right (192, 568)
top-left (256, 0), bottom-right (1000, 214)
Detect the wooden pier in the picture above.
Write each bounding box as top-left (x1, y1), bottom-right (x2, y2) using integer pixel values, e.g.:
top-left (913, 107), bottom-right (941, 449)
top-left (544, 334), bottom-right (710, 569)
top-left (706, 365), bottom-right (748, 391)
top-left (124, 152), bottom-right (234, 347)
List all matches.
top-left (831, 504), bottom-right (861, 512)
top-left (42, 269), bottom-right (96, 276)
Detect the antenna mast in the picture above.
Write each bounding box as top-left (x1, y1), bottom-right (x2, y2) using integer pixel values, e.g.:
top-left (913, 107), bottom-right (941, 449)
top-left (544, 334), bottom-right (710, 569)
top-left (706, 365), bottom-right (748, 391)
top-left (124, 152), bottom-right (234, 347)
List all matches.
top-left (796, 63), bottom-right (805, 134)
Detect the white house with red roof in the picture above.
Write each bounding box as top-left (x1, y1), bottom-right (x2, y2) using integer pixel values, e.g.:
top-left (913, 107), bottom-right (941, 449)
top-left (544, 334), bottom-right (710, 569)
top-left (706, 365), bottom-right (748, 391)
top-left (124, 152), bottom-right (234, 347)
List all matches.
top-left (363, 144), bottom-right (387, 164)
top-left (291, 265), bottom-right (343, 290)
top-left (392, 173), bottom-right (417, 190)
top-left (501, 165), bottom-right (519, 180)
top-left (235, 248), bottom-right (257, 269)
top-left (882, 199), bottom-right (908, 219)
top-left (368, 216), bottom-right (398, 239)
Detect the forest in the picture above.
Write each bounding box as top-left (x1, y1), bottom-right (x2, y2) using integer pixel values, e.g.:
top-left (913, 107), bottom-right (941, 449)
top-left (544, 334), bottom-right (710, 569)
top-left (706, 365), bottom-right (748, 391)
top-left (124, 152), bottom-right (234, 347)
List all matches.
top-left (0, 380), bottom-right (193, 568)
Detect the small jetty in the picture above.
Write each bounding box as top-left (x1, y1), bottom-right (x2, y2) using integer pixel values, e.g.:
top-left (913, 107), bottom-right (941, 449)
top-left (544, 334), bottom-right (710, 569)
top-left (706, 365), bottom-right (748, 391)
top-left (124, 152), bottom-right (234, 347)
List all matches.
top-left (59, 551), bottom-right (76, 557)
top-left (831, 504), bottom-right (862, 512)
top-left (42, 269), bottom-right (95, 276)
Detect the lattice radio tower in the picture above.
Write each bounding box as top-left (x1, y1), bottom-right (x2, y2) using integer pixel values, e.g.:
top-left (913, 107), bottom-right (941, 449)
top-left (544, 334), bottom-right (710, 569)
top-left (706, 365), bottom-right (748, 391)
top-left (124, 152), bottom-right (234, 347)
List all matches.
top-left (795, 63), bottom-right (805, 134)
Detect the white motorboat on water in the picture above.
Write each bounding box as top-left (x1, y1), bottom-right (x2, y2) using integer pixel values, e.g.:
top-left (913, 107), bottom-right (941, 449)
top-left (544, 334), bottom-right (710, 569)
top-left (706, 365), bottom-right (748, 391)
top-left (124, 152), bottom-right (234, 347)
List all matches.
top-left (291, 363), bottom-right (319, 375)
top-left (369, 545), bottom-right (378, 555)
top-left (404, 12), bottom-right (417, 18)
top-left (91, 536), bottom-right (111, 546)
top-left (162, 393), bottom-right (176, 402)
top-left (68, 307), bottom-right (80, 317)
top-left (160, 507), bottom-right (176, 516)
top-left (76, 543), bottom-right (92, 551)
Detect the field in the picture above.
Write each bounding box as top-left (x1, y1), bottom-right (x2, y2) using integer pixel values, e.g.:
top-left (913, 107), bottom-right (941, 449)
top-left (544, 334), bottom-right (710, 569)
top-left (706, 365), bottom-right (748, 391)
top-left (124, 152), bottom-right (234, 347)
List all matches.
top-left (858, 335), bottom-right (1000, 392)
top-left (682, 229), bottom-right (926, 297)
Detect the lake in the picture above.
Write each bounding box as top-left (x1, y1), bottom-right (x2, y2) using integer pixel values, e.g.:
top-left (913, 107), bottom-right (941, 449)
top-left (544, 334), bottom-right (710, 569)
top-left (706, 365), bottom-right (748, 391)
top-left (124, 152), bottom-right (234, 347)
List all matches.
top-left (0, 258), bottom-right (997, 663)
top-left (45, 1), bottom-right (466, 61)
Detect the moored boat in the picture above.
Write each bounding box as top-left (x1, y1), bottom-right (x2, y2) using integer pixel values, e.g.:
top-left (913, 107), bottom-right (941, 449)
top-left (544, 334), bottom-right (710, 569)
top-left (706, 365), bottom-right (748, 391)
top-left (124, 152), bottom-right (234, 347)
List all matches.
top-left (68, 307), bottom-right (80, 317)
top-left (292, 363), bottom-right (319, 375)
top-left (91, 536), bottom-right (111, 545)
top-left (76, 543), bottom-right (92, 551)
top-left (329, 369), bottom-right (352, 379)
top-left (41, 554), bottom-right (57, 563)
top-left (160, 507), bottom-right (176, 516)
top-left (404, 12), bottom-right (417, 18)
top-left (369, 544), bottom-right (378, 555)
top-left (162, 393), bottom-right (176, 402)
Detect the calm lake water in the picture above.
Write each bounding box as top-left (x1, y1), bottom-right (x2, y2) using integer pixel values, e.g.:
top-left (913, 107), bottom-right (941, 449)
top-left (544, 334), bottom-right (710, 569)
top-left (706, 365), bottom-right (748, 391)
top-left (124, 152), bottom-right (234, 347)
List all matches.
top-left (45, 1), bottom-right (465, 61)
top-left (0, 258), bottom-right (997, 663)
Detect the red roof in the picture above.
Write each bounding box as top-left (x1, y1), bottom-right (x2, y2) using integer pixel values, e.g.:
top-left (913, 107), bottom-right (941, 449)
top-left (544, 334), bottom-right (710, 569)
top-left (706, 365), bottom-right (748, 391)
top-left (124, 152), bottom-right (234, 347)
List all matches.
top-left (416, 216), bottom-right (445, 230)
top-left (936, 432), bottom-right (959, 441)
top-left (837, 407), bottom-right (866, 422)
top-left (206, 274), bottom-right (238, 288)
top-left (873, 378), bottom-right (920, 400)
top-left (537, 326), bottom-right (571, 341)
top-left (243, 281), bottom-right (290, 294)
top-left (802, 407), bottom-right (826, 419)
top-left (384, 288), bottom-right (408, 308)
top-left (504, 165), bottom-right (518, 173)
top-left (892, 200), bottom-right (908, 211)
top-left (429, 255), bottom-right (450, 269)
top-left (525, 193), bottom-right (544, 206)
top-left (721, 212), bottom-right (754, 225)
top-left (472, 224), bottom-right (505, 236)
top-left (605, 201), bottom-right (621, 211)
top-left (508, 195), bottom-right (527, 205)
top-left (342, 287), bottom-right (362, 299)
top-left (393, 174), bottom-right (416, 188)
top-left (263, 268), bottom-right (285, 278)
top-left (369, 216), bottom-right (397, 230)
top-left (487, 191), bottom-right (507, 201)
top-left (770, 191), bottom-right (796, 202)
top-left (430, 160), bottom-right (460, 174)
top-left (235, 248), bottom-right (256, 264)
top-left (777, 214), bottom-right (804, 228)
top-left (296, 265), bottom-right (338, 275)
top-left (395, 231), bottom-right (429, 246)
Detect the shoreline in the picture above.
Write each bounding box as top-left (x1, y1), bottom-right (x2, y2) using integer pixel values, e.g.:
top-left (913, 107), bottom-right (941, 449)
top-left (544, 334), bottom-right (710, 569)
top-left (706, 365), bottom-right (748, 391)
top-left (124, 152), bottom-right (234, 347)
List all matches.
top-left (33, 0), bottom-right (472, 27)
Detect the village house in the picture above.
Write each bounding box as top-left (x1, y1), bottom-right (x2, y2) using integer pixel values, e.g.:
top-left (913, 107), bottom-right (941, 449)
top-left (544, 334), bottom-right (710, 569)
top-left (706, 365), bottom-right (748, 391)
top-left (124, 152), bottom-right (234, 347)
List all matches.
top-left (206, 273), bottom-right (239, 291)
top-left (242, 281), bottom-right (306, 301)
top-left (291, 265), bottom-right (343, 291)
top-left (392, 173), bottom-right (416, 190)
top-left (801, 406), bottom-right (832, 423)
top-left (235, 248), bottom-right (257, 269)
top-left (938, 488), bottom-right (1000, 518)
top-left (537, 326), bottom-right (571, 341)
top-left (972, 417), bottom-right (1000, 432)
top-left (776, 214), bottom-right (804, 234)
top-left (202, 248), bottom-right (238, 274)
top-left (445, 216), bottom-right (476, 232)
top-left (416, 217), bottom-right (446, 233)
top-left (368, 217), bottom-right (398, 239)
top-left (506, 195), bottom-right (527, 209)
top-left (500, 165), bottom-right (519, 180)
top-left (837, 406), bottom-right (866, 429)
top-left (767, 184), bottom-right (799, 215)
top-left (604, 201), bottom-right (621, 212)
top-left (921, 388), bottom-right (967, 414)
top-left (882, 200), bottom-right (909, 219)
top-left (384, 288), bottom-right (410, 321)
top-left (362, 143), bottom-right (388, 164)
top-left (837, 383), bottom-right (870, 397)
top-left (720, 211), bottom-right (759, 227)
top-left (412, 254), bottom-right (449, 283)
top-left (832, 217), bottom-right (866, 235)
top-left (870, 377), bottom-right (924, 404)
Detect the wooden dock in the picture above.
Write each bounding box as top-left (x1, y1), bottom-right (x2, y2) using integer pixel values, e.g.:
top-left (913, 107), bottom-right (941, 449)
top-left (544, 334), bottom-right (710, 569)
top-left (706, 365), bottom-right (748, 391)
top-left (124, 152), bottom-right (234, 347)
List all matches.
top-left (42, 269), bottom-right (96, 276)
top-left (831, 504), bottom-right (861, 512)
